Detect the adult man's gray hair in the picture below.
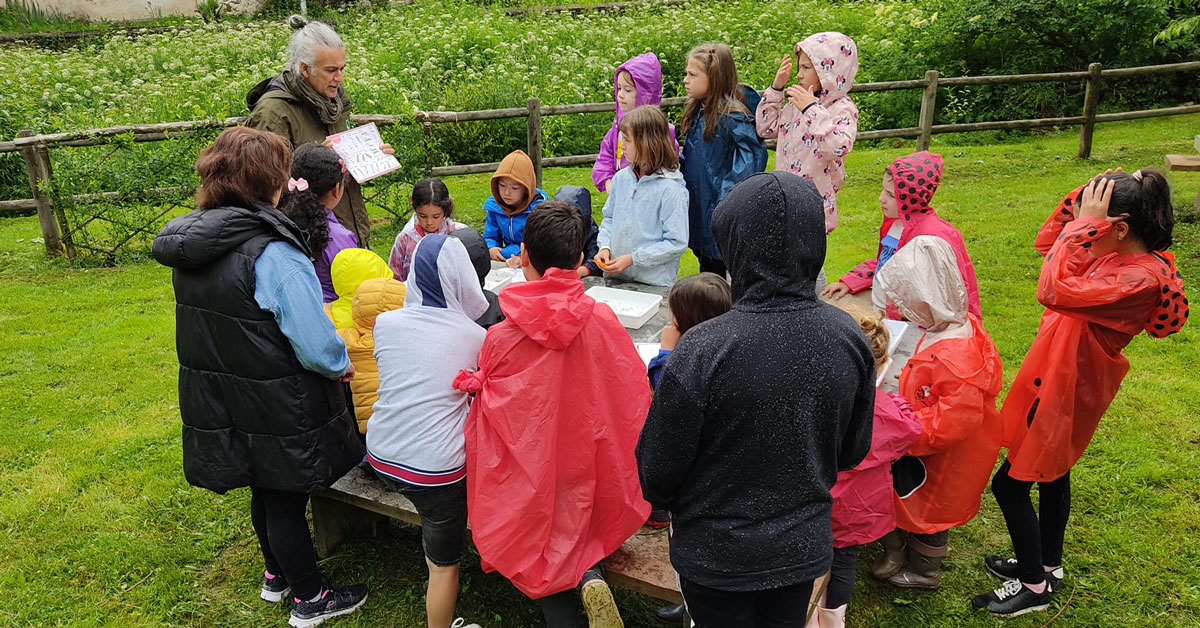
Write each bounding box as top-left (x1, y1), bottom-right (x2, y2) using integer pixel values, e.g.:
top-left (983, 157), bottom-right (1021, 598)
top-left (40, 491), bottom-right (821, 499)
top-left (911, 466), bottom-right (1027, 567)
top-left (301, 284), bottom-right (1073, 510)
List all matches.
top-left (286, 15), bottom-right (344, 77)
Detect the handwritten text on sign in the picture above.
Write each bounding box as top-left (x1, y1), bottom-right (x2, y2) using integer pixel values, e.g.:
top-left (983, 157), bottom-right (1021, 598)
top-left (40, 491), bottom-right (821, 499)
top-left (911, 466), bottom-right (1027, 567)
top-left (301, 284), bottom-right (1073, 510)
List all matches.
top-left (327, 123), bottom-right (400, 184)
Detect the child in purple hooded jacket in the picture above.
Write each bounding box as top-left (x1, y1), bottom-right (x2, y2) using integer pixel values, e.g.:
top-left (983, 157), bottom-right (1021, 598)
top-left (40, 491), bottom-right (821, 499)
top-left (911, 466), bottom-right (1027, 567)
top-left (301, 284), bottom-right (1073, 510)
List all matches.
top-left (278, 143), bottom-right (358, 302)
top-left (592, 52), bottom-right (680, 193)
top-left (757, 32), bottom-right (859, 235)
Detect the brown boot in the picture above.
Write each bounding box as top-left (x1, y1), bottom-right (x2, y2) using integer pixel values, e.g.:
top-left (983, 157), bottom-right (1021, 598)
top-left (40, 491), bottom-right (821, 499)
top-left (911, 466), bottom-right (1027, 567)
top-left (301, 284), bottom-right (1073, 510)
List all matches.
top-left (886, 534), bottom-right (947, 589)
top-left (870, 530), bottom-right (907, 580)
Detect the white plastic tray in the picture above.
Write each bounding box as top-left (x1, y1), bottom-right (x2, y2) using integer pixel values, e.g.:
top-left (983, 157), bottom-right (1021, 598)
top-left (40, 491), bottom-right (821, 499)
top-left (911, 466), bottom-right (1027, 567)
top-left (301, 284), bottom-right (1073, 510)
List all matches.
top-left (585, 286), bottom-right (663, 329)
top-left (884, 319), bottom-right (909, 357)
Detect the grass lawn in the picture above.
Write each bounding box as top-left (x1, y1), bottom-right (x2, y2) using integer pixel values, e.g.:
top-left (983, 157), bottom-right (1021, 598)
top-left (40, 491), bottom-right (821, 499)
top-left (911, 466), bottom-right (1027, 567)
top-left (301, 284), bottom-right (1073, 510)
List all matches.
top-left (1, 115), bottom-right (1199, 627)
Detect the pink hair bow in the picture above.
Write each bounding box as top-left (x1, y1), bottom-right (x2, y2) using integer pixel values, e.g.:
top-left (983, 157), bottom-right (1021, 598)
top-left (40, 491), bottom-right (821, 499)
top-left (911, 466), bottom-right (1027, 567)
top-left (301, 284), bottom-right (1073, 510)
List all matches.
top-left (287, 177), bottom-right (309, 192)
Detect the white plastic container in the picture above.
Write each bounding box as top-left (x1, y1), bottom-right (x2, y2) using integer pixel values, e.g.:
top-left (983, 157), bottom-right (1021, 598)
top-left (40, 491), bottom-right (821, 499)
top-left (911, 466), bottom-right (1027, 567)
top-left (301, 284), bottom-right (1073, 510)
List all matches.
top-left (585, 286), bottom-right (663, 329)
top-left (884, 319), bottom-right (909, 357)
top-left (484, 268), bottom-right (515, 292)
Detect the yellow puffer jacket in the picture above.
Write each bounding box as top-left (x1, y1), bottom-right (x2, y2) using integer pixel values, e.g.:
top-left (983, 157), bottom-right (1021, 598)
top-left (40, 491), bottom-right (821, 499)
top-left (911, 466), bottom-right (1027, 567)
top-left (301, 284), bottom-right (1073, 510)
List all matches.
top-left (336, 276), bottom-right (406, 433)
top-left (330, 248), bottom-right (394, 329)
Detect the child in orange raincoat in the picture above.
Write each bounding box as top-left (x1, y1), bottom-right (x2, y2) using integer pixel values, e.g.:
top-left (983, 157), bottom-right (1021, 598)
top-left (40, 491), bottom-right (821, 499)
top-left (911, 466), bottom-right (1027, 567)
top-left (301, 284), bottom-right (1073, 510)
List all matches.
top-left (972, 169), bottom-right (1187, 618)
top-left (872, 236), bottom-right (1004, 591)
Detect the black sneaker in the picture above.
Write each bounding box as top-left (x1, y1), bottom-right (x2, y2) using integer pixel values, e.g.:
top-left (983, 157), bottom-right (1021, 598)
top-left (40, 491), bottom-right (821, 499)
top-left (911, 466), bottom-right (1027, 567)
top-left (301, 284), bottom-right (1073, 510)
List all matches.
top-left (971, 579), bottom-right (1051, 617)
top-left (289, 585), bottom-right (368, 628)
top-left (260, 571), bottom-right (291, 603)
top-left (983, 555), bottom-right (1063, 591)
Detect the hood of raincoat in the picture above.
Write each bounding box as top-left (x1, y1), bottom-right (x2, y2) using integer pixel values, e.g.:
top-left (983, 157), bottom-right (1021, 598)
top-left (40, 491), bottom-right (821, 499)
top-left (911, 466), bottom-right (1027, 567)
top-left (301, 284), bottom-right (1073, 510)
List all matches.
top-left (497, 267), bottom-right (594, 349)
top-left (153, 204), bottom-right (309, 270)
top-left (449, 226), bottom-right (491, 287)
top-left (490, 150), bottom-right (539, 214)
top-left (330, 248), bottom-right (393, 328)
top-left (613, 52), bottom-right (665, 124)
top-left (877, 236), bottom-right (968, 333)
top-left (888, 151), bottom-right (944, 224)
top-left (713, 171), bottom-right (825, 309)
top-left (404, 234), bottom-right (491, 320)
top-left (350, 277), bottom-right (406, 331)
top-left (797, 32), bottom-right (858, 107)
top-left (1144, 251), bottom-right (1188, 337)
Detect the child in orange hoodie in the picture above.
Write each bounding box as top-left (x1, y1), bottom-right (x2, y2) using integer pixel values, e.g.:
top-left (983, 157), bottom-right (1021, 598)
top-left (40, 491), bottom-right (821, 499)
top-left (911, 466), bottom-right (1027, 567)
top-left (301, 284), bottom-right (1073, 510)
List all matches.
top-left (871, 236), bottom-right (1004, 592)
top-left (482, 150), bottom-right (547, 265)
top-left (972, 169), bottom-right (1187, 617)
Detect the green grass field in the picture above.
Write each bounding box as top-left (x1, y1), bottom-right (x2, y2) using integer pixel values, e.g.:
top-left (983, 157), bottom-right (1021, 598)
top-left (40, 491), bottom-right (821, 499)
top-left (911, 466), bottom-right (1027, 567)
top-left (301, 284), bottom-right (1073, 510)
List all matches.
top-left (1, 115), bottom-right (1199, 627)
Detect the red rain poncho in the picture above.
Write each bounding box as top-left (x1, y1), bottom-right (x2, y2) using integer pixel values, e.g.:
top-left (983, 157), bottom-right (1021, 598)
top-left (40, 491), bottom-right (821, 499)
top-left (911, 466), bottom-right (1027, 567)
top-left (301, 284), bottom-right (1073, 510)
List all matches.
top-left (453, 267), bottom-right (652, 598)
top-left (830, 391), bottom-right (923, 547)
top-left (840, 151), bottom-right (983, 321)
top-left (1000, 190), bottom-right (1188, 482)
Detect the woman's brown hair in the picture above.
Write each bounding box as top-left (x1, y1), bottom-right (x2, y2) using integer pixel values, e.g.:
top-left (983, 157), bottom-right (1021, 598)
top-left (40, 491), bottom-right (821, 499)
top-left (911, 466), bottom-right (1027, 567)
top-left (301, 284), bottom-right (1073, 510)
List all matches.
top-left (669, 272), bottom-right (732, 334)
top-left (618, 105), bottom-right (680, 175)
top-left (678, 43), bottom-right (750, 141)
top-left (195, 127), bottom-right (292, 210)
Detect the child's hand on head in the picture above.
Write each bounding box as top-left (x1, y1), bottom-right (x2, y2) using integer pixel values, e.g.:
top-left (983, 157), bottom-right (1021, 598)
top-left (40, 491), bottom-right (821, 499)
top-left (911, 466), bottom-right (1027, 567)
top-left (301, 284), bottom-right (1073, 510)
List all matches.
top-left (785, 84), bottom-right (817, 110)
top-left (1078, 176), bottom-right (1117, 221)
top-left (821, 281), bottom-right (851, 300)
top-left (771, 54), bottom-right (793, 91)
top-left (489, 247), bottom-right (505, 262)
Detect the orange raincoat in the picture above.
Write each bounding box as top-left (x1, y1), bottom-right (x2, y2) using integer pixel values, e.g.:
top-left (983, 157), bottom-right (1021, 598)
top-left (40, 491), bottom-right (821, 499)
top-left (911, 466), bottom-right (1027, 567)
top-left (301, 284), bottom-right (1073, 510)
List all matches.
top-left (1000, 190), bottom-right (1188, 482)
top-left (879, 237), bottom-right (1004, 534)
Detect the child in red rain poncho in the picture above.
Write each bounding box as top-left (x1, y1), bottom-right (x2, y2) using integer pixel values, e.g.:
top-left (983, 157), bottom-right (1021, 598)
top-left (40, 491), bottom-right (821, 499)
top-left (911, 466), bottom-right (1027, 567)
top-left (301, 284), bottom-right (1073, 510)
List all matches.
top-left (871, 236), bottom-right (1004, 592)
top-left (972, 169), bottom-right (1187, 618)
top-left (453, 201), bottom-right (651, 628)
top-left (823, 151), bottom-right (983, 321)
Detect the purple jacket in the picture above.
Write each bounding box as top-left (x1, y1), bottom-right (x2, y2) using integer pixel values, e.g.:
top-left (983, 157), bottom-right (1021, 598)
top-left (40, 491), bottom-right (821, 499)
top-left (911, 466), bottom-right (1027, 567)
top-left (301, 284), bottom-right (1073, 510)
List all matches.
top-left (592, 52), bottom-right (680, 192)
top-left (316, 209), bottom-right (358, 302)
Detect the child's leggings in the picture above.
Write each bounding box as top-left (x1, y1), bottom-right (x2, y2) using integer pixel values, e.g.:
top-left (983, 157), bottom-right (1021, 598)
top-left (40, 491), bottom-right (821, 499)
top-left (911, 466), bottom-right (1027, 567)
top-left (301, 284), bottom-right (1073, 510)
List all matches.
top-left (825, 544), bottom-right (858, 608)
top-left (990, 459), bottom-right (1072, 585)
top-left (250, 486), bottom-right (324, 600)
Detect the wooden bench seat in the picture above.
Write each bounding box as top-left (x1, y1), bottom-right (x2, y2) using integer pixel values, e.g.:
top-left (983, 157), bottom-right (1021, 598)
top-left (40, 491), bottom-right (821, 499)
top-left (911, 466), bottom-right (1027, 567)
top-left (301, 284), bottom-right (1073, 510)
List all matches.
top-left (1165, 153), bottom-right (1200, 172)
top-left (311, 465), bottom-right (684, 604)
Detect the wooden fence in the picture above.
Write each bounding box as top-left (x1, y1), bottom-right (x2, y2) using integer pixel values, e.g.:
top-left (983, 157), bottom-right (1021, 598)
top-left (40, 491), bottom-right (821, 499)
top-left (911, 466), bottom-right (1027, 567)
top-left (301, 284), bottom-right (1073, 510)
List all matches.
top-left (2, 59), bottom-right (1199, 258)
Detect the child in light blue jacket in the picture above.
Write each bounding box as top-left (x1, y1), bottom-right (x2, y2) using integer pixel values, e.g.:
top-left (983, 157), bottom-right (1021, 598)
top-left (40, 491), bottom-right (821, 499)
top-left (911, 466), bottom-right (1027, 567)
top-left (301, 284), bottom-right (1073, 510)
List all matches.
top-left (594, 106), bottom-right (689, 287)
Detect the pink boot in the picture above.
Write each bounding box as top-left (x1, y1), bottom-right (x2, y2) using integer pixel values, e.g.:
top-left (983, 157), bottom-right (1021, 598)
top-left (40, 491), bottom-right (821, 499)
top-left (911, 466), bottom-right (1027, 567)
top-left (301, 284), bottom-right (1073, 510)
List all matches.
top-left (816, 605), bottom-right (847, 628)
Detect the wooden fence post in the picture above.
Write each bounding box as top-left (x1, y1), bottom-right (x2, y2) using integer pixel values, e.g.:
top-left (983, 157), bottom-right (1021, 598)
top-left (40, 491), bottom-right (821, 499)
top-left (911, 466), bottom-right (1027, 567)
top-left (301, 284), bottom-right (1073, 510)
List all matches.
top-left (422, 121), bottom-right (434, 177)
top-left (1078, 63), bottom-right (1104, 159)
top-left (527, 97), bottom-right (543, 188)
top-left (916, 70), bottom-right (939, 151)
top-left (17, 130), bottom-right (68, 257)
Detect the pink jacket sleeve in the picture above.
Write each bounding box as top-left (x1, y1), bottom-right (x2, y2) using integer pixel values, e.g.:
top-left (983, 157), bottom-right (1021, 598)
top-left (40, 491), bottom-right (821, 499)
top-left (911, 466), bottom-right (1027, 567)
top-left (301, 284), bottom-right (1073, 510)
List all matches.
top-left (799, 98), bottom-right (857, 160)
top-left (840, 258), bottom-right (878, 293)
top-left (858, 393), bottom-right (923, 467)
top-left (755, 86), bottom-right (791, 139)
top-left (388, 231), bottom-right (418, 282)
top-left (592, 126), bottom-right (619, 192)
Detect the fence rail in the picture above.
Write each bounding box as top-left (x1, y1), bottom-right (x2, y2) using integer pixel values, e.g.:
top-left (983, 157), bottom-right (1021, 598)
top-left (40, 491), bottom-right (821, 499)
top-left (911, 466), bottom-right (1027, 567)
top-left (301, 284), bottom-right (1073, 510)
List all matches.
top-left (5, 60), bottom-right (1200, 258)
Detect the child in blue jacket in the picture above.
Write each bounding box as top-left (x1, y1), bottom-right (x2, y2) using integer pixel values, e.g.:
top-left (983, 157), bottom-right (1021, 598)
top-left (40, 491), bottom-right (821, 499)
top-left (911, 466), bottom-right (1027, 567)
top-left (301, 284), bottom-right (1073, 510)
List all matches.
top-left (483, 150), bottom-right (546, 265)
top-left (679, 43), bottom-right (768, 276)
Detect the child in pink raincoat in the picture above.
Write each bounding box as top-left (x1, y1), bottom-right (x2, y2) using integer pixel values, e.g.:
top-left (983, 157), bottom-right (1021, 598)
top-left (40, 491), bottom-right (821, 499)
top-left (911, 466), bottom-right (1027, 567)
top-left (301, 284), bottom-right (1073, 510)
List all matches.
top-left (823, 151), bottom-right (983, 321)
top-left (592, 52), bottom-right (680, 193)
top-left (756, 31), bottom-right (859, 235)
top-left (810, 305), bottom-right (923, 628)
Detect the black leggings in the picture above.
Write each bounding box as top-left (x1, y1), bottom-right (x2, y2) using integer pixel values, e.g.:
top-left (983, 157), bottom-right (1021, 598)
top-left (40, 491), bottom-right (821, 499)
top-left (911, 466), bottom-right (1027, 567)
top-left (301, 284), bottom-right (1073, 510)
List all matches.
top-left (250, 487), bottom-right (324, 600)
top-left (681, 577), bottom-right (814, 627)
top-left (825, 545), bottom-right (858, 608)
top-left (991, 459), bottom-right (1072, 585)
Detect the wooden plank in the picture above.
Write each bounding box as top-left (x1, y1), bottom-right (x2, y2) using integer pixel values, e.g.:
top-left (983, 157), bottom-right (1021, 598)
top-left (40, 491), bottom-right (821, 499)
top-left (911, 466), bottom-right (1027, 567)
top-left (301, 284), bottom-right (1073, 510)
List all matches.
top-left (1165, 154), bottom-right (1200, 172)
top-left (916, 70), bottom-right (939, 151)
top-left (17, 130), bottom-right (65, 257)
